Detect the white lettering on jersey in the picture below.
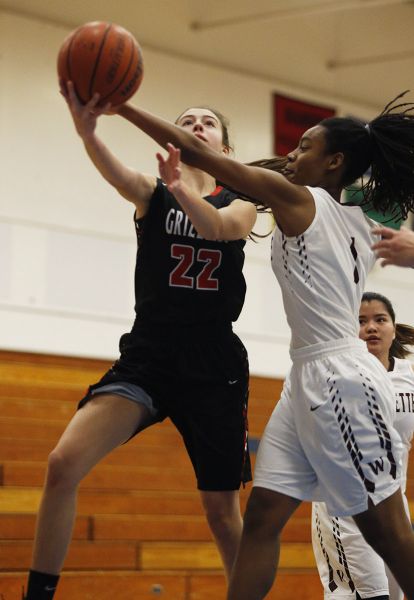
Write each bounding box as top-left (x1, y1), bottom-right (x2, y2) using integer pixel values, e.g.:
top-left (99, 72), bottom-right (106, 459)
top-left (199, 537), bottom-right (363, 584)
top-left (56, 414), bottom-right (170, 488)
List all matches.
top-left (165, 208), bottom-right (203, 239)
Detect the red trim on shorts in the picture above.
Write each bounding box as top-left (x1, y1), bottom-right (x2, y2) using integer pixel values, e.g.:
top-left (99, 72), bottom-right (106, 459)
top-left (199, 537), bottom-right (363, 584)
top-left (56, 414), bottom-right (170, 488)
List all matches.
top-left (210, 186), bottom-right (223, 197)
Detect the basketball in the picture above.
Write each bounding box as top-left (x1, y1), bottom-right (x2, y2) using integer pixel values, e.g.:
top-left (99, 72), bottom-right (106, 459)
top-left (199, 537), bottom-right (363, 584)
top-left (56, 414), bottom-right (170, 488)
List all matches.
top-left (57, 21), bottom-right (143, 107)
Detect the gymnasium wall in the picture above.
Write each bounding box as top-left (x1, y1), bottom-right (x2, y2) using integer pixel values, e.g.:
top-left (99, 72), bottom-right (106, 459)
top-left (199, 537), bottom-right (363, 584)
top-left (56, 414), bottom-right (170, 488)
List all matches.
top-left (1, 9), bottom-right (413, 378)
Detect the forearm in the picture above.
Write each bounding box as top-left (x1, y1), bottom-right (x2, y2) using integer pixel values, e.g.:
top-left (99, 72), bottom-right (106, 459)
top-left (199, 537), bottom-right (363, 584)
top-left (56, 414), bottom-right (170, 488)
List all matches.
top-left (118, 104), bottom-right (209, 165)
top-left (81, 133), bottom-right (135, 194)
top-left (117, 104), bottom-right (308, 226)
top-left (118, 104), bottom-right (292, 213)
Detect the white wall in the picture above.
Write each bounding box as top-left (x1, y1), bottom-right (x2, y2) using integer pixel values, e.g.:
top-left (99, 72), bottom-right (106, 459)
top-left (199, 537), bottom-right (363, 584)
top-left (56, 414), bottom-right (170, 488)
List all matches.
top-left (1, 10), bottom-right (413, 378)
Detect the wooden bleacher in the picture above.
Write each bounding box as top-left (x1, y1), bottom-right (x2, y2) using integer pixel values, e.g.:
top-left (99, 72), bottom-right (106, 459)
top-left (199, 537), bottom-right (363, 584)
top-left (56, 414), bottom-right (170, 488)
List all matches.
top-left (3, 349), bottom-right (408, 599)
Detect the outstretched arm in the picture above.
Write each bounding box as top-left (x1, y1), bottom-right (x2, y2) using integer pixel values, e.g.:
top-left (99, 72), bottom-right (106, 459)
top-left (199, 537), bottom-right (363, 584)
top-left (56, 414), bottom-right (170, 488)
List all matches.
top-left (372, 226), bottom-right (414, 268)
top-left (62, 82), bottom-right (156, 216)
top-left (157, 144), bottom-right (256, 240)
top-left (118, 103), bottom-right (314, 235)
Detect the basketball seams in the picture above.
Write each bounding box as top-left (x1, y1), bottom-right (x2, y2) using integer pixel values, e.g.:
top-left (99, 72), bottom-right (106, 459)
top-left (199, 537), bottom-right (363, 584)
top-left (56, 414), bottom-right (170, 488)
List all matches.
top-left (64, 32), bottom-right (76, 91)
top-left (66, 31), bottom-right (80, 100)
top-left (100, 33), bottom-right (137, 105)
top-left (57, 21), bottom-right (142, 107)
top-left (88, 23), bottom-right (113, 101)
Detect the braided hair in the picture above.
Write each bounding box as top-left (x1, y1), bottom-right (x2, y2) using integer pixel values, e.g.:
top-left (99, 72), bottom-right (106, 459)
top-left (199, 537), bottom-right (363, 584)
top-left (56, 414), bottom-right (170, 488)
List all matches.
top-left (215, 92), bottom-right (414, 223)
top-left (321, 91), bottom-right (414, 220)
top-left (362, 291), bottom-right (414, 360)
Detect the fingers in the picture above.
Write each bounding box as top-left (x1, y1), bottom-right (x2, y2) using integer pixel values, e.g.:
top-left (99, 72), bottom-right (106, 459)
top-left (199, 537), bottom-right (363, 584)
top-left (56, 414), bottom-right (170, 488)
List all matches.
top-left (373, 245), bottom-right (395, 265)
top-left (371, 226), bottom-right (395, 240)
top-left (84, 93), bottom-right (103, 117)
top-left (166, 143), bottom-right (181, 160)
top-left (157, 144), bottom-right (181, 164)
top-left (156, 147), bottom-right (182, 188)
top-left (66, 80), bottom-right (79, 104)
top-left (64, 81), bottom-right (84, 113)
top-left (155, 152), bottom-right (166, 166)
top-left (59, 78), bottom-right (69, 99)
top-left (372, 242), bottom-right (391, 257)
top-left (103, 102), bottom-right (114, 115)
top-left (63, 81), bottom-right (102, 111)
top-left (371, 239), bottom-right (389, 251)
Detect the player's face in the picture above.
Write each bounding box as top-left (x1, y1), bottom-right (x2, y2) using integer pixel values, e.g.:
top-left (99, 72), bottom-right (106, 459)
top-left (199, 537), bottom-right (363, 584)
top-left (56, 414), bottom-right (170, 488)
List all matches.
top-left (359, 300), bottom-right (396, 360)
top-left (283, 125), bottom-right (333, 186)
top-left (176, 108), bottom-right (227, 154)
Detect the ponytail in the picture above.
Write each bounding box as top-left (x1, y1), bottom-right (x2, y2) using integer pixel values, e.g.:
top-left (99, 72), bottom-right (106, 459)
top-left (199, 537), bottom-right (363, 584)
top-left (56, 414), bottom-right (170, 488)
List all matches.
top-left (392, 323), bottom-right (414, 359)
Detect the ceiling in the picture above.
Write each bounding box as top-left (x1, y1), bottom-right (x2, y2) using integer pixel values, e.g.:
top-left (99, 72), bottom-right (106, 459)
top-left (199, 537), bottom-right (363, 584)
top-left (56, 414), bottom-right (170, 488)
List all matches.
top-left (1, 0), bottom-right (414, 110)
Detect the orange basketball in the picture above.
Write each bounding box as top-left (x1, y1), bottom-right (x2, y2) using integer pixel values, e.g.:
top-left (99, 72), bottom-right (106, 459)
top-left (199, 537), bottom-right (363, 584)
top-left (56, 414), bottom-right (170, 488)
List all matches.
top-left (57, 21), bottom-right (143, 107)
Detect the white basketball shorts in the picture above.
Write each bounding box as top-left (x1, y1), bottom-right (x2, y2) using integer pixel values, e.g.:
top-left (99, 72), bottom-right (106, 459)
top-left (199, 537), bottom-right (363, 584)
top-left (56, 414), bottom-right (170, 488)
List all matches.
top-left (253, 338), bottom-right (403, 517)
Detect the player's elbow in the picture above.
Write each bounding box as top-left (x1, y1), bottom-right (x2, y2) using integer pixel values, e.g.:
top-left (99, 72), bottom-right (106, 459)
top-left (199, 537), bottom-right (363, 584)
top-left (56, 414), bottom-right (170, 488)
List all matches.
top-left (198, 224), bottom-right (222, 241)
top-left (197, 215), bottom-right (225, 240)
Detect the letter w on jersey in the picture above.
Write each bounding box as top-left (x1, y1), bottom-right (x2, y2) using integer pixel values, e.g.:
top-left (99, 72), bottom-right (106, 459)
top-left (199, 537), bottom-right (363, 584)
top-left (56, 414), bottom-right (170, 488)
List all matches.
top-left (368, 457), bottom-right (384, 475)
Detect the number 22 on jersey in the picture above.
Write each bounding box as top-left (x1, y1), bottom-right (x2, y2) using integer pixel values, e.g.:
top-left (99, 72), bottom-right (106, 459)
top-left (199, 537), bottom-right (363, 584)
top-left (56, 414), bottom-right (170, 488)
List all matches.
top-left (169, 243), bottom-right (222, 290)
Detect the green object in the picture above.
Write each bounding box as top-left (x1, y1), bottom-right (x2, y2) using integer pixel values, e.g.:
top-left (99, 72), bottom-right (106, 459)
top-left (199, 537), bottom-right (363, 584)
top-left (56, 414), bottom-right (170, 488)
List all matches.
top-left (344, 186), bottom-right (402, 230)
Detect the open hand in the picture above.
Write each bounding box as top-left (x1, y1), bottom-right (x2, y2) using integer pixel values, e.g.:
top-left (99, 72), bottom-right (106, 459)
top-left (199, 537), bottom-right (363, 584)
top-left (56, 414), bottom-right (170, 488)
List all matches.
top-left (156, 143), bottom-right (183, 194)
top-left (372, 225), bottom-right (414, 268)
top-left (59, 80), bottom-right (112, 139)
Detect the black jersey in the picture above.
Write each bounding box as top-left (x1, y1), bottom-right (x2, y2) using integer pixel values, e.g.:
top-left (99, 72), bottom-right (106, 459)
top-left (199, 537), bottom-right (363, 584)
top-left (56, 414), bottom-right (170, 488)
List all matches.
top-left (132, 178), bottom-right (247, 327)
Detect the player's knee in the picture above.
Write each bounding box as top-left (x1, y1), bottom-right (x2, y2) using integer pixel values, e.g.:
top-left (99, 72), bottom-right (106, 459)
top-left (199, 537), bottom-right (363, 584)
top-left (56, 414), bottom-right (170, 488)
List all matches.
top-left (243, 491), bottom-right (279, 536)
top-left (202, 495), bottom-right (241, 534)
top-left (45, 448), bottom-right (82, 490)
top-left (360, 521), bottom-right (410, 561)
top-left (205, 506), bottom-right (240, 535)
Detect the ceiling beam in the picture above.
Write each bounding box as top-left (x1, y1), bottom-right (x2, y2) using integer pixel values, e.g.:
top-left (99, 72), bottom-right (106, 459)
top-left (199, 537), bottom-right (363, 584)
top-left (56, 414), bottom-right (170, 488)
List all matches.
top-left (191, 0), bottom-right (407, 31)
top-left (327, 48), bottom-right (414, 69)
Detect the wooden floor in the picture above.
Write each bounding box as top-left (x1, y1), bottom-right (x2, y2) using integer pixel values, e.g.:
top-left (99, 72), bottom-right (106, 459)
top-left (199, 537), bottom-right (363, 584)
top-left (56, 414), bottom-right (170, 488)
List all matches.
top-left (0, 349), bottom-right (411, 599)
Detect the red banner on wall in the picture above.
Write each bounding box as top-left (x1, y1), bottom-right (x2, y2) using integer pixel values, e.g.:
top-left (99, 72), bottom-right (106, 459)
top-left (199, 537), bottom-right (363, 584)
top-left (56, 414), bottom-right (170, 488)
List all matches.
top-left (274, 94), bottom-right (336, 156)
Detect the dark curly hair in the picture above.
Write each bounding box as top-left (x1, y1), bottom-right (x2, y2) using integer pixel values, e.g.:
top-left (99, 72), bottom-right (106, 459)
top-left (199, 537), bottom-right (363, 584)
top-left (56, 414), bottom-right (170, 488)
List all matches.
top-left (320, 91), bottom-right (414, 221)
top-left (241, 92), bottom-right (414, 221)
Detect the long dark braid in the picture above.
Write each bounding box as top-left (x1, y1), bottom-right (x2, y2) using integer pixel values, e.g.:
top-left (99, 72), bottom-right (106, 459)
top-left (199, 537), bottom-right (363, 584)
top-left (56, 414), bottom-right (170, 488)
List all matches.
top-left (322, 91), bottom-right (414, 221)
top-left (362, 91), bottom-right (414, 220)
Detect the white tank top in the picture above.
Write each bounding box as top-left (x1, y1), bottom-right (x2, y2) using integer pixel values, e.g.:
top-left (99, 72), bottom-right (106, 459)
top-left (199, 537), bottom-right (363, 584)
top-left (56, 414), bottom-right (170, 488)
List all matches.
top-left (390, 357), bottom-right (414, 494)
top-left (271, 186), bottom-right (377, 349)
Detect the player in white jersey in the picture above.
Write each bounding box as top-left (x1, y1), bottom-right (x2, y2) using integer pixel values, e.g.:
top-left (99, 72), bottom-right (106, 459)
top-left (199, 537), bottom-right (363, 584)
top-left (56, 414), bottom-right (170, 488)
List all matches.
top-left (114, 92), bottom-right (414, 598)
top-left (313, 292), bottom-right (414, 600)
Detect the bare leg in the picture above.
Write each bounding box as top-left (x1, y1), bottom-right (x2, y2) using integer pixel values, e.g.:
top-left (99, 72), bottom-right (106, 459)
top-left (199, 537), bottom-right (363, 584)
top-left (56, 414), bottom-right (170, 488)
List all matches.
top-left (199, 490), bottom-right (242, 579)
top-left (31, 394), bottom-right (153, 574)
top-left (384, 562), bottom-right (404, 600)
top-left (353, 489), bottom-right (414, 599)
top-left (227, 487), bottom-right (301, 600)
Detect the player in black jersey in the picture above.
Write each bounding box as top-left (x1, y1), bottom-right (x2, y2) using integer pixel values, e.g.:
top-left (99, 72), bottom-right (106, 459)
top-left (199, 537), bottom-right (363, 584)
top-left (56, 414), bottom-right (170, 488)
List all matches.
top-left (24, 84), bottom-right (257, 600)
top-left (114, 97), bottom-right (414, 600)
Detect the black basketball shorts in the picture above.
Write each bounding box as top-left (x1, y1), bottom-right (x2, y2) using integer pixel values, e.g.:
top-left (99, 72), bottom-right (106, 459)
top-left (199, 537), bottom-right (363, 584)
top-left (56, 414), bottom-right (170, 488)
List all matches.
top-left (79, 322), bottom-right (252, 491)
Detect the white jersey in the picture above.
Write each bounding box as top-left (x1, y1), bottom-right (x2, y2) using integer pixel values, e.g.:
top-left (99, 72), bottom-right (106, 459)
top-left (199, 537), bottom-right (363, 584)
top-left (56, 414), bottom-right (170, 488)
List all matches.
top-left (271, 186), bottom-right (377, 348)
top-left (392, 357), bottom-right (414, 494)
top-left (255, 187), bottom-right (402, 516)
top-left (312, 357), bottom-right (414, 599)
